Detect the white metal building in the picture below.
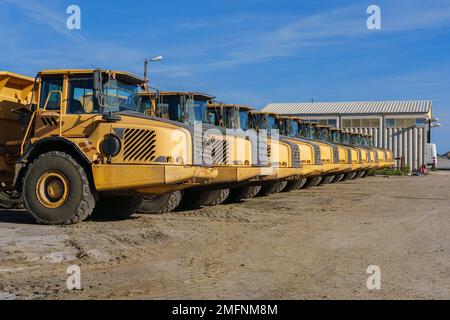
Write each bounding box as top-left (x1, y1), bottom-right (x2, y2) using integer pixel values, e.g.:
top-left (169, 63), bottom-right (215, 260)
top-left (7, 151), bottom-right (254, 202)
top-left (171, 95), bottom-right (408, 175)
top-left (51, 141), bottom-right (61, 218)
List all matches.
top-left (262, 101), bottom-right (432, 171)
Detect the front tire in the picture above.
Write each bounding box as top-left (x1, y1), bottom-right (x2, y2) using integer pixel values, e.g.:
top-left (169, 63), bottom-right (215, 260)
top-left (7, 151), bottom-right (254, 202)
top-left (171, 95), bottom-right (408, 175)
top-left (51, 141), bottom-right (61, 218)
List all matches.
top-left (22, 151), bottom-right (97, 225)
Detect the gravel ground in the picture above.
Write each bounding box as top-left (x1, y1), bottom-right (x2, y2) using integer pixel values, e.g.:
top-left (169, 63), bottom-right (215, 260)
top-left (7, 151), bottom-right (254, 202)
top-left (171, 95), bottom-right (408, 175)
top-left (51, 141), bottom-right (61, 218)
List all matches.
top-left (0, 172), bottom-right (449, 300)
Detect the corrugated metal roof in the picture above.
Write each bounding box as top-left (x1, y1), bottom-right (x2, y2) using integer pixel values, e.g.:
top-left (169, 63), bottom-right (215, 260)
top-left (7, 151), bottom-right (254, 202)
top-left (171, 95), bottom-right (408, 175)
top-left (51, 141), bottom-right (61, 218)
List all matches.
top-left (262, 100), bottom-right (432, 115)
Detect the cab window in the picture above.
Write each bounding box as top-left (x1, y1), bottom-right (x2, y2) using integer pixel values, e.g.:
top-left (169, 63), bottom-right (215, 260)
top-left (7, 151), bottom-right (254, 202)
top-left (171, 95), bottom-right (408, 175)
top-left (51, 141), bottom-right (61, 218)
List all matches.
top-left (39, 76), bottom-right (63, 110)
top-left (68, 76), bottom-right (98, 114)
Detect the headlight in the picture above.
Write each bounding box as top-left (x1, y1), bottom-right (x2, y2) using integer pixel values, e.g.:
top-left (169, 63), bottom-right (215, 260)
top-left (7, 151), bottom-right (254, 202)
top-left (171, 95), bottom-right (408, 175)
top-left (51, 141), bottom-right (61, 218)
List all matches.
top-left (101, 135), bottom-right (121, 157)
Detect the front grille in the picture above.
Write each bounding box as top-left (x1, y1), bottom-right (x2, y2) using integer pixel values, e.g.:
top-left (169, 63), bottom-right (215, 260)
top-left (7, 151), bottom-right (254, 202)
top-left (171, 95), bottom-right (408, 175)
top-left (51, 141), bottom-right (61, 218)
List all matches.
top-left (267, 144), bottom-right (272, 166)
top-left (332, 145), bottom-right (339, 163)
top-left (123, 128), bottom-right (157, 162)
top-left (347, 147), bottom-right (353, 163)
top-left (357, 150), bottom-right (363, 164)
top-left (203, 135), bottom-right (230, 165)
top-left (313, 145), bottom-right (321, 165)
top-left (291, 144), bottom-right (301, 168)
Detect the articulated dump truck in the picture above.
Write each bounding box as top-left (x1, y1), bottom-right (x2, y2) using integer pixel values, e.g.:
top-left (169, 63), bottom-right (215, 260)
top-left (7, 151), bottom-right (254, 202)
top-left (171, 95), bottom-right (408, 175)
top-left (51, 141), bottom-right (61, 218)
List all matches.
top-left (138, 91), bottom-right (266, 210)
top-left (0, 70), bottom-right (217, 224)
top-left (207, 103), bottom-right (319, 196)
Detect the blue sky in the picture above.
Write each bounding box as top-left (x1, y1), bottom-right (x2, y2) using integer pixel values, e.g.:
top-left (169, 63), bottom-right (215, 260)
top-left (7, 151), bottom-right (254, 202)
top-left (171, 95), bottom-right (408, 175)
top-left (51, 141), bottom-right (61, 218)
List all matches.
top-left (1, 0), bottom-right (449, 152)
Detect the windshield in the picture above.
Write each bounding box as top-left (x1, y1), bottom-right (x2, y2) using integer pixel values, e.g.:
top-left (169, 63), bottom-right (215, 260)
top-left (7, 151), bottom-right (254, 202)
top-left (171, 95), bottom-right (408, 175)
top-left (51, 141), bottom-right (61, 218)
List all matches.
top-left (289, 120), bottom-right (299, 137)
top-left (342, 133), bottom-right (351, 145)
top-left (355, 135), bottom-right (363, 146)
top-left (319, 128), bottom-right (329, 141)
top-left (268, 116), bottom-right (277, 130)
top-left (278, 119), bottom-right (288, 135)
top-left (239, 110), bottom-right (249, 130)
top-left (103, 79), bottom-right (140, 113)
top-left (299, 124), bottom-right (314, 139)
top-left (186, 98), bottom-right (208, 125)
top-left (332, 131), bottom-right (341, 144)
top-left (223, 108), bottom-right (235, 129)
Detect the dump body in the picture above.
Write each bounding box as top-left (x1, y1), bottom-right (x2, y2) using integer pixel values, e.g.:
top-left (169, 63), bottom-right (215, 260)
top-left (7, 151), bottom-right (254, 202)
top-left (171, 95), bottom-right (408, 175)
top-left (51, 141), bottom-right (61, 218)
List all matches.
top-left (0, 72), bottom-right (35, 186)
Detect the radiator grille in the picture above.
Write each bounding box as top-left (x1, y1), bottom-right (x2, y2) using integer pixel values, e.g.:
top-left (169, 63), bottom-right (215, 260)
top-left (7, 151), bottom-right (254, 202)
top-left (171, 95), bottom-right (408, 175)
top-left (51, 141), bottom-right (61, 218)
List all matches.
top-left (332, 145), bottom-right (339, 163)
top-left (347, 147), bottom-right (353, 163)
top-left (267, 145), bottom-right (272, 166)
top-left (203, 135), bottom-right (230, 165)
top-left (123, 128), bottom-right (156, 162)
top-left (313, 145), bottom-right (321, 165)
top-left (291, 144), bottom-right (301, 167)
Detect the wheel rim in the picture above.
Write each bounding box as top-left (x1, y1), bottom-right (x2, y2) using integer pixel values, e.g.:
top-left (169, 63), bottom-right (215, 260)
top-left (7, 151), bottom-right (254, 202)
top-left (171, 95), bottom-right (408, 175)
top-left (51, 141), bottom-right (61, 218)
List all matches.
top-left (35, 171), bottom-right (70, 208)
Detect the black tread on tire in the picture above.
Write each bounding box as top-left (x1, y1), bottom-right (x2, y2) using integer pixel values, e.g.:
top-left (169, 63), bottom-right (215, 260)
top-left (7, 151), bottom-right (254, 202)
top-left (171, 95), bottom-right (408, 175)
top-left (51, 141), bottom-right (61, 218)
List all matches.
top-left (330, 174), bottom-right (345, 183)
top-left (93, 195), bottom-right (142, 220)
top-left (257, 182), bottom-right (282, 197)
top-left (22, 151), bottom-right (97, 225)
top-left (314, 176), bottom-right (323, 186)
top-left (360, 170), bottom-right (369, 178)
top-left (283, 178), bottom-right (307, 192)
top-left (351, 172), bottom-right (360, 180)
top-left (206, 189), bottom-right (230, 206)
top-left (319, 175), bottom-right (335, 185)
top-left (342, 172), bottom-right (357, 181)
top-left (138, 191), bottom-right (183, 214)
top-left (274, 181), bottom-right (288, 193)
top-left (302, 176), bottom-right (320, 189)
top-left (228, 185), bottom-right (262, 202)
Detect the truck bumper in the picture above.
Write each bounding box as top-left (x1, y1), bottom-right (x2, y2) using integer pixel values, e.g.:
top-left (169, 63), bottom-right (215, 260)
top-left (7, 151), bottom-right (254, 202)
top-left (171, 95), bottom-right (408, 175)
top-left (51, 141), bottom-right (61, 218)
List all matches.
top-left (92, 164), bottom-right (217, 191)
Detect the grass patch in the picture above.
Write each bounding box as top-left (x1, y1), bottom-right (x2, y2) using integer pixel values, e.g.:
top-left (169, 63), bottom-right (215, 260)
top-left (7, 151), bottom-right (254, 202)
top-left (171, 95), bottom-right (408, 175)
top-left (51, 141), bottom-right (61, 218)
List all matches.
top-left (372, 165), bottom-right (411, 176)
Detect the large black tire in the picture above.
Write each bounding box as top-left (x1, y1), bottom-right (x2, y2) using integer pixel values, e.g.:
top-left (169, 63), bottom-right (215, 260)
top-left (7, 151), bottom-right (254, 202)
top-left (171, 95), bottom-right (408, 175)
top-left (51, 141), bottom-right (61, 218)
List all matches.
top-left (283, 178), bottom-right (307, 192)
top-left (356, 171), bottom-right (366, 179)
top-left (319, 175), bottom-right (335, 185)
top-left (330, 174), bottom-right (344, 183)
top-left (178, 189), bottom-right (223, 210)
top-left (314, 176), bottom-right (323, 186)
top-left (274, 181), bottom-right (288, 193)
top-left (228, 185), bottom-right (261, 202)
top-left (302, 176), bottom-right (320, 189)
top-left (257, 182), bottom-right (282, 197)
top-left (342, 172), bottom-right (357, 181)
top-left (22, 151), bottom-right (97, 225)
top-left (93, 195), bottom-right (142, 220)
top-left (206, 189), bottom-right (230, 206)
top-left (138, 191), bottom-right (182, 214)
top-left (0, 191), bottom-right (24, 209)
top-left (360, 170), bottom-right (370, 178)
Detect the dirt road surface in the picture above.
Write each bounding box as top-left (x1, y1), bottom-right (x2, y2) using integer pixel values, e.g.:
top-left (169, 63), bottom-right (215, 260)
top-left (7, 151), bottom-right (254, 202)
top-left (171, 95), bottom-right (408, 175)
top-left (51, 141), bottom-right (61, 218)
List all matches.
top-left (1, 172), bottom-right (449, 300)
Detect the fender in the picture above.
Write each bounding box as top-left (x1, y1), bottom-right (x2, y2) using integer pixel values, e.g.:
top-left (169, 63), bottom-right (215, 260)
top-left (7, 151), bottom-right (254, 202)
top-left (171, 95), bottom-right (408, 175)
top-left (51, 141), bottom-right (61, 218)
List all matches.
top-left (13, 136), bottom-right (92, 189)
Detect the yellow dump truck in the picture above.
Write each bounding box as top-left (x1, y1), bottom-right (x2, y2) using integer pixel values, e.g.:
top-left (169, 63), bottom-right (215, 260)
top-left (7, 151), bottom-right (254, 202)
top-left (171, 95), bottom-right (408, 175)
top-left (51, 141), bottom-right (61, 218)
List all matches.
top-left (207, 104), bottom-right (321, 195)
top-left (0, 70), bottom-right (217, 224)
top-left (139, 91), bottom-right (267, 209)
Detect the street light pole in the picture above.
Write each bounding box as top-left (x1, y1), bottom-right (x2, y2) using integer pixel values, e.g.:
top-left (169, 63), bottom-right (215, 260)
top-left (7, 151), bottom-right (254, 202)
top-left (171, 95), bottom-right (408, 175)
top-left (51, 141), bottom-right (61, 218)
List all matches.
top-left (144, 56), bottom-right (163, 82)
